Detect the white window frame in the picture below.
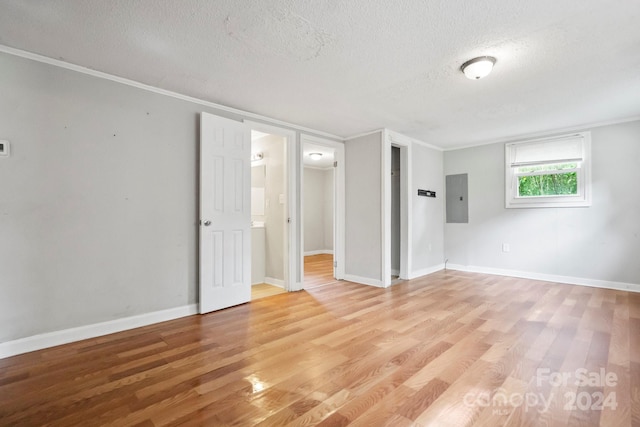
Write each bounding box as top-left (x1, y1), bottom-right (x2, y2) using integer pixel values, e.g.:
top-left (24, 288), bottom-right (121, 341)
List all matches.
top-left (505, 132), bottom-right (592, 208)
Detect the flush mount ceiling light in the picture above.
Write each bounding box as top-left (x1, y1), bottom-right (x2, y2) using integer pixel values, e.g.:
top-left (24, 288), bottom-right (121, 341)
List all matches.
top-left (308, 152), bottom-right (323, 160)
top-left (460, 56), bottom-right (496, 80)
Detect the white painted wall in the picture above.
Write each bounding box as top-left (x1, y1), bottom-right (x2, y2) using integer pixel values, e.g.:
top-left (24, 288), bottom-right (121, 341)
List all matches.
top-left (251, 135), bottom-right (286, 282)
top-left (444, 120), bottom-right (640, 287)
top-left (410, 143), bottom-right (445, 276)
top-left (344, 132), bottom-right (383, 285)
top-left (303, 167), bottom-right (333, 254)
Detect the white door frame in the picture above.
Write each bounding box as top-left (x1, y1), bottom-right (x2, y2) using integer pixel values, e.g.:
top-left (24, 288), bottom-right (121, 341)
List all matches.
top-left (245, 121), bottom-right (297, 292)
top-left (300, 134), bottom-right (345, 283)
top-left (382, 130), bottom-right (412, 286)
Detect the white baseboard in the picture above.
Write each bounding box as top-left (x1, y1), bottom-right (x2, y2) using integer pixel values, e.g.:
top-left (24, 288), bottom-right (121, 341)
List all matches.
top-left (446, 264), bottom-right (640, 293)
top-left (304, 250), bottom-right (334, 256)
top-left (343, 274), bottom-right (384, 288)
top-left (409, 263), bottom-right (446, 279)
top-left (264, 277), bottom-right (285, 288)
top-left (0, 304), bottom-right (198, 359)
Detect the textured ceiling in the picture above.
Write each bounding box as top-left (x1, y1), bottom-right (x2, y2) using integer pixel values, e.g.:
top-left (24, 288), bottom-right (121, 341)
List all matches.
top-left (1, 0), bottom-right (639, 149)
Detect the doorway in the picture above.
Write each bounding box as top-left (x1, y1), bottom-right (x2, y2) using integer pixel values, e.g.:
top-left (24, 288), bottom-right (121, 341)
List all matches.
top-left (301, 135), bottom-right (345, 289)
top-left (199, 114), bottom-right (298, 311)
top-left (390, 146), bottom-right (401, 282)
top-left (302, 142), bottom-right (335, 288)
top-left (382, 130), bottom-right (412, 287)
top-left (249, 128), bottom-right (291, 300)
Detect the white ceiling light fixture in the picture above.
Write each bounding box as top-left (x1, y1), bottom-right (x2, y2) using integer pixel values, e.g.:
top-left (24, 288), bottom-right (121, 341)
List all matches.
top-left (461, 56), bottom-right (496, 80)
top-left (308, 152), bottom-right (323, 160)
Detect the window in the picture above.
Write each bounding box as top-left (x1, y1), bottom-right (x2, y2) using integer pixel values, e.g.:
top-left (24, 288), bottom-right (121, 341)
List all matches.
top-left (505, 132), bottom-right (591, 208)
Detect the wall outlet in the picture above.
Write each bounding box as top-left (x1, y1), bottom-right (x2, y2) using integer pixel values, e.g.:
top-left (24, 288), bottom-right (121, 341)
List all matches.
top-left (502, 243), bottom-right (510, 253)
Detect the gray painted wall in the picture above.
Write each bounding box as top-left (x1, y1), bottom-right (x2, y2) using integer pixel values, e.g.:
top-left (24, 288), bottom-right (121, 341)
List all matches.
top-left (345, 132), bottom-right (383, 281)
top-left (0, 53), bottom-right (205, 342)
top-left (411, 143), bottom-right (445, 273)
top-left (303, 167), bottom-right (333, 254)
top-left (444, 120), bottom-right (640, 285)
top-left (0, 52), bottom-right (335, 343)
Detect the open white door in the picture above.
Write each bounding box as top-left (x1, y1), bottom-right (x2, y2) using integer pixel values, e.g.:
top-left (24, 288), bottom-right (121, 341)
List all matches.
top-left (199, 112), bottom-right (251, 314)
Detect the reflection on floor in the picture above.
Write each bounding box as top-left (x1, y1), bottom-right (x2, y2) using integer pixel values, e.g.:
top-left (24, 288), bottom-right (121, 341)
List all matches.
top-left (304, 253), bottom-right (336, 288)
top-left (251, 283), bottom-right (286, 300)
top-left (4, 271), bottom-right (637, 425)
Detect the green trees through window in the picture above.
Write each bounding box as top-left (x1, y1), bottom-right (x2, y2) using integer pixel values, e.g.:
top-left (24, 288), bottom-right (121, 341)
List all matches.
top-left (518, 172), bottom-right (578, 196)
top-left (517, 162), bottom-right (578, 197)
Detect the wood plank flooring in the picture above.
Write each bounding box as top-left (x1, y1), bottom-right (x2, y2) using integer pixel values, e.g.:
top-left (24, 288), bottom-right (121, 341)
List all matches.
top-left (252, 284), bottom-right (286, 300)
top-left (1, 270), bottom-right (639, 426)
top-left (304, 254), bottom-right (335, 288)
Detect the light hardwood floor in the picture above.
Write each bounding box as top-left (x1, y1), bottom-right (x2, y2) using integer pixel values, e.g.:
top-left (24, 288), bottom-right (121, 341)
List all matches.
top-left (304, 254), bottom-right (335, 288)
top-left (252, 283), bottom-right (286, 300)
top-left (1, 270), bottom-right (638, 426)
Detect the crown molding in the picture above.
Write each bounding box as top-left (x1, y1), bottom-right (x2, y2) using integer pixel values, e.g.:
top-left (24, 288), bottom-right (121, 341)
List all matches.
top-left (445, 115), bottom-right (640, 151)
top-left (0, 44), bottom-right (342, 141)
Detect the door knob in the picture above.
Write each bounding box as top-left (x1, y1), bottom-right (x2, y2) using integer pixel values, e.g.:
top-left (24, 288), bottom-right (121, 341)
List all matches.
top-left (203, 220), bottom-right (212, 226)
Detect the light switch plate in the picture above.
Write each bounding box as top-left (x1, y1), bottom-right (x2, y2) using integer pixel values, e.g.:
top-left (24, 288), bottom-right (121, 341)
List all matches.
top-left (0, 140), bottom-right (9, 157)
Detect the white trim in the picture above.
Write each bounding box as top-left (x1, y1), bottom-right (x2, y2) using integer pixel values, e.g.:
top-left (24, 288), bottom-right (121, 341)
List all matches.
top-left (0, 304), bottom-right (198, 359)
top-left (296, 133), bottom-right (305, 292)
top-left (343, 274), bottom-right (385, 288)
top-left (382, 131), bottom-right (391, 287)
top-left (345, 128), bottom-right (385, 141)
top-left (409, 264), bottom-right (446, 279)
top-left (387, 129), bottom-right (442, 152)
top-left (304, 250), bottom-right (334, 256)
top-left (445, 116), bottom-right (640, 151)
top-left (410, 138), bottom-right (444, 152)
top-left (264, 277), bottom-right (285, 288)
top-left (402, 142), bottom-right (412, 279)
top-left (299, 133), bottom-right (344, 145)
top-left (446, 264), bottom-right (640, 293)
top-left (0, 44), bottom-right (341, 141)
